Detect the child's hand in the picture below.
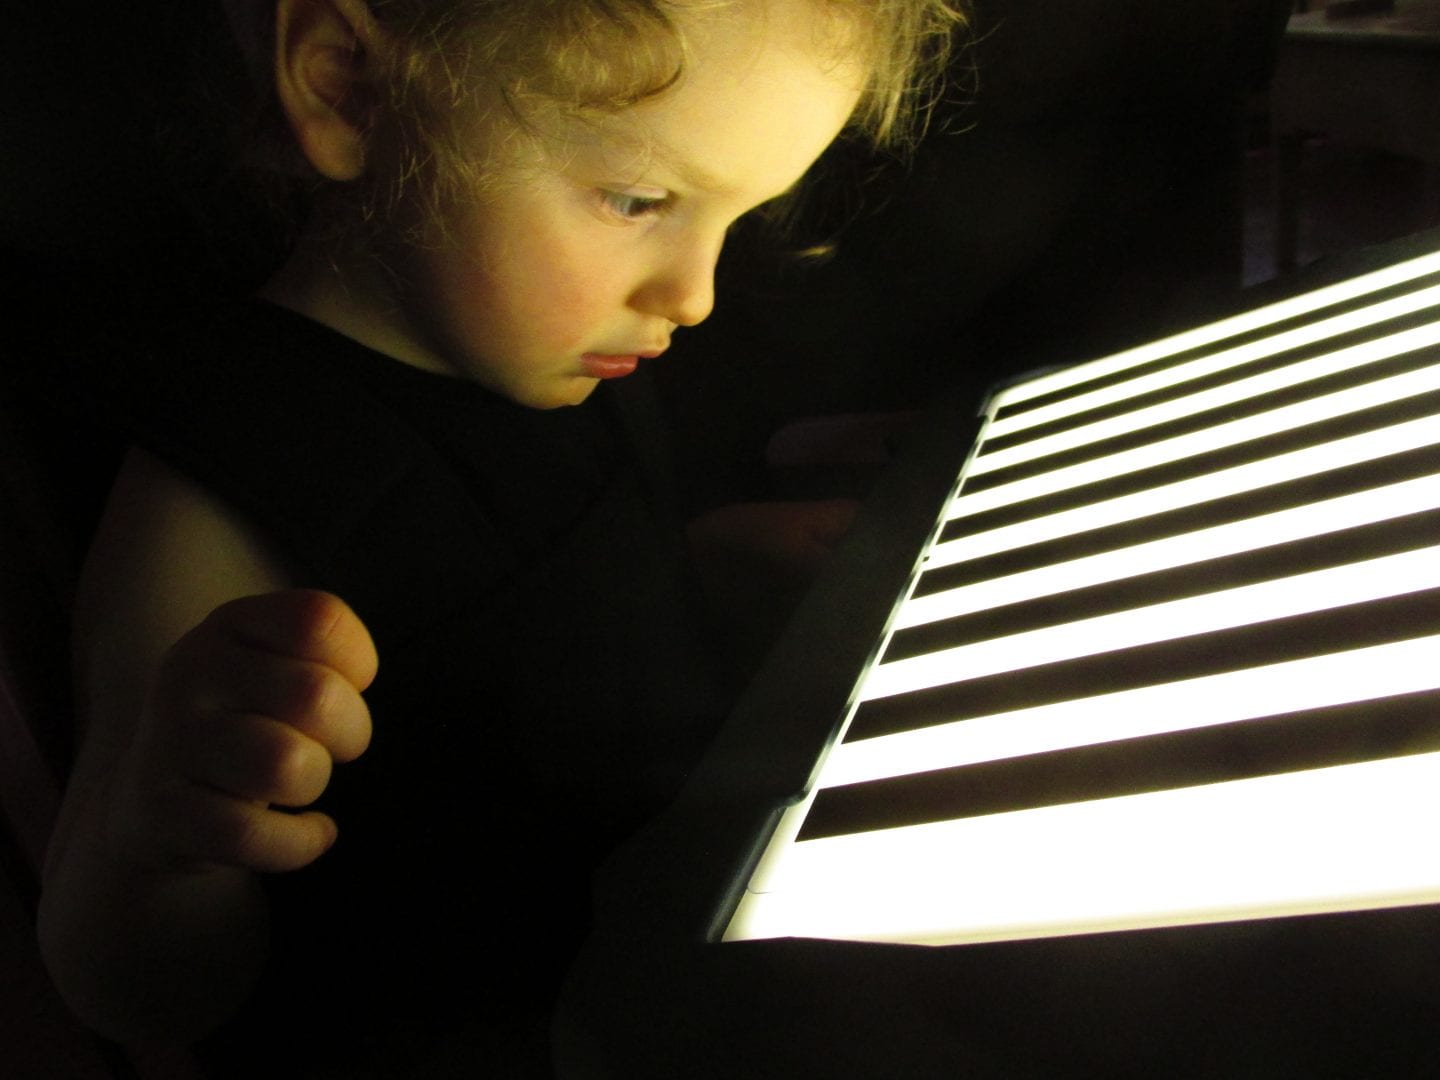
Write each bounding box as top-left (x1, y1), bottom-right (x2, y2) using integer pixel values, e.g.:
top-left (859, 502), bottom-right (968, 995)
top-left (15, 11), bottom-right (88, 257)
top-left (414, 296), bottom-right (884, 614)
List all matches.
top-left (687, 499), bottom-right (859, 671)
top-left (687, 498), bottom-right (859, 588)
top-left (109, 589), bottom-right (377, 875)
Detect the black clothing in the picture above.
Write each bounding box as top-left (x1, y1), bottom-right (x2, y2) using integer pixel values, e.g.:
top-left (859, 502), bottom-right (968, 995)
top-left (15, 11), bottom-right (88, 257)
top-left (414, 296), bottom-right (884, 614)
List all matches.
top-left (92, 298), bottom-right (729, 1075)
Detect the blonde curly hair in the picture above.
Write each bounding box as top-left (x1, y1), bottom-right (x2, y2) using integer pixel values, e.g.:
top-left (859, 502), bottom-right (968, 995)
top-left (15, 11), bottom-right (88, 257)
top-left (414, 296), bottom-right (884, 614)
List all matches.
top-left (227, 0), bottom-right (967, 244)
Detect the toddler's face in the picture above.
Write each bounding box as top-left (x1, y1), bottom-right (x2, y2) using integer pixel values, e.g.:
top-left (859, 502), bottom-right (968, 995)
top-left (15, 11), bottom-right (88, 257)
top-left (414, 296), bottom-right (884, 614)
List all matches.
top-left (375, 1), bottom-right (865, 407)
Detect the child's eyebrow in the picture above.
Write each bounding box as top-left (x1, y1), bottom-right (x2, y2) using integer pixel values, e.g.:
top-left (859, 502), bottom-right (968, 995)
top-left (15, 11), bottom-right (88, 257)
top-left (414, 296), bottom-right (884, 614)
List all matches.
top-left (650, 142), bottom-right (807, 209)
top-left (648, 142), bottom-right (736, 197)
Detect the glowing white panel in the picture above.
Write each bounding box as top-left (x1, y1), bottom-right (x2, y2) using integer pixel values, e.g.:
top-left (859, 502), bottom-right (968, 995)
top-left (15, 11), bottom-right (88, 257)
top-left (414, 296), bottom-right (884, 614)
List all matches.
top-left (820, 635), bottom-right (1440, 789)
top-left (725, 752), bottom-right (1440, 946)
top-left (948, 355), bottom-right (1440, 523)
top-left (987, 283), bottom-right (1440, 439)
top-left (727, 247), bottom-right (1440, 951)
top-left (999, 249), bottom-right (1440, 407)
top-left (861, 545), bottom-right (1440, 703)
top-left (973, 319), bottom-right (1440, 475)
top-left (930, 414), bottom-right (1440, 563)
top-left (897, 472), bottom-right (1440, 632)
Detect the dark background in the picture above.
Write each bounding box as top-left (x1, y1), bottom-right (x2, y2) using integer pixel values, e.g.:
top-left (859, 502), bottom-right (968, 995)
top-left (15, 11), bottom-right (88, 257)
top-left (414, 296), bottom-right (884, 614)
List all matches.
top-left (7, 1), bottom-right (1439, 1074)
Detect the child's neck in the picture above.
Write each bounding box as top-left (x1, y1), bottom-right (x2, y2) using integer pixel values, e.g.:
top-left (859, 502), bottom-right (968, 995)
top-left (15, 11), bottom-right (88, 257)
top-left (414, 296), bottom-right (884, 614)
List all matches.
top-left (260, 233), bottom-right (453, 378)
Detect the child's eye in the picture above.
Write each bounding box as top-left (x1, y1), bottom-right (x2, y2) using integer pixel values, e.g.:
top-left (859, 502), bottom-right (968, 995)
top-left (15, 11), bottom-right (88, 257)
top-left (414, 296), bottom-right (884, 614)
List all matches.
top-left (599, 189), bottom-right (670, 221)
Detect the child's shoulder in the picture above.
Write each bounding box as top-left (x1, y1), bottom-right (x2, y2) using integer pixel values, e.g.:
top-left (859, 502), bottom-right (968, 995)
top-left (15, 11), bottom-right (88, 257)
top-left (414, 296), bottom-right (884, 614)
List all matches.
top-left (63, 444), bottom-right (295, 807)
top-left (74, 446), bottom-right (295, 704)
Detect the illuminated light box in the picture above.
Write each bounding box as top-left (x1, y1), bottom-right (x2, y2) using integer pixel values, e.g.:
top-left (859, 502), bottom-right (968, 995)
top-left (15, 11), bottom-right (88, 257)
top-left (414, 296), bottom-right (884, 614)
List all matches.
top-left (722, 243), bottom-right (1440, 949)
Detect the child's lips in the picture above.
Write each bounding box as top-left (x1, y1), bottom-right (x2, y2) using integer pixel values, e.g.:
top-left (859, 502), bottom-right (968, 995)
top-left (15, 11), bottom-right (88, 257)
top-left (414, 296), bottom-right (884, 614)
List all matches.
top-left (580, 348), bottom-right (666, 379)
top-left (580, 353), bottom-right (638, 379)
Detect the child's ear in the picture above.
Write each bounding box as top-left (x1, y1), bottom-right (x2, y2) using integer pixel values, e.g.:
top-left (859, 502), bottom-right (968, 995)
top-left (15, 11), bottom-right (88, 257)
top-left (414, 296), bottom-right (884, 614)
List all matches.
top-left (272, 0), bottom-right (384, 181)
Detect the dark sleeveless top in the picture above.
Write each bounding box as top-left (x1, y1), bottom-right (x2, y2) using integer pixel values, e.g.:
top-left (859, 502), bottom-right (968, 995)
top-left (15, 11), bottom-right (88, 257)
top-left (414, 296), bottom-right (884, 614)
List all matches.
top-left (91, 298), bottom-right (729, 1075)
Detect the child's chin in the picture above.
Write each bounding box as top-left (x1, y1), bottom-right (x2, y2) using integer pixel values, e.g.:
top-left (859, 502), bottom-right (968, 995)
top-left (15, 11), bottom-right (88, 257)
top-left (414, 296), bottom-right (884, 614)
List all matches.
top-left (521, 376), bottom-right (600, 410)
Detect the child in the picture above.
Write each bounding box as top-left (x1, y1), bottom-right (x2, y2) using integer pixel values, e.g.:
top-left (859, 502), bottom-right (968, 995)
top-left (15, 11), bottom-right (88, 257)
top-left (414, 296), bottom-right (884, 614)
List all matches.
top-left (38, 0), bottom-right (962, 1074)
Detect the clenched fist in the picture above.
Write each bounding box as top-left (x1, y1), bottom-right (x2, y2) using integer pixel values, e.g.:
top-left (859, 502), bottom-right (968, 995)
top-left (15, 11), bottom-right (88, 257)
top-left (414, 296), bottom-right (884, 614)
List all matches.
top-left (110, 590), bottom-right (377, 874)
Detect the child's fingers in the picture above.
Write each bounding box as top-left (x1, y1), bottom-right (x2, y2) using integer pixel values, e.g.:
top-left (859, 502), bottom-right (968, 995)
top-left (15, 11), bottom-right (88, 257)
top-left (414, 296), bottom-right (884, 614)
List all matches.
top-left (122, 589), bottom-right (378, 871)
top-left (179, 713), bottom-right (335, 809)
top-left (160, 592), bottom-right (375, 764)
top-left (801, 498), bottom-right (859, 550)
top-left (206, 589), bottom-right (379, 693)
top-left (689, 499), bottom-right (860, 580)
top-left (173, 787), bottom-right (340, 873)
top-left (171, 646), bottom-right (374, 766)
top-left (114, 772), bottom-right (339, 873)
top-left (254, 654), bottom-right (373, 764)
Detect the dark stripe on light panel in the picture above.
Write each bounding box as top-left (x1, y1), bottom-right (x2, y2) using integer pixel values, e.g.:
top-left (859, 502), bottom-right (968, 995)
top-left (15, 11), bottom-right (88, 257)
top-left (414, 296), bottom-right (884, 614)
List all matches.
top-left (846, 585), bottom-right (1440, 742)
top-left (929, 412), bottom-right (1440, 569)
top-left (994, 250), bottom-right (1440, 416)
top-left (988, 280), bottom-right (1440, 445)
top-left (963, 341), bottom-right (1440, 500)
top-left (822, 636), bottom-right (1440, 789)
top-left (942, 389), bottom-right (1440, 538)
top-left (972, 329), bottom-right (1440, 490)
top-left (887, 504), bottom-right (1440, 663)
top-left (723, 245), bottom-right (1440, 949)
top-left (799, 688), bottom-right (1440, 841)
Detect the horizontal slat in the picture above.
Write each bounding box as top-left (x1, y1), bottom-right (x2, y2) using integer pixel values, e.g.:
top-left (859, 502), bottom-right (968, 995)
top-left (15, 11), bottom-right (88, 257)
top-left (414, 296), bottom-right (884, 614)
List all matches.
top-left (987, 281), bottom-right (1440, 442)
top-left (862, 545), bottom-right (1440, 703)
top-left (822, 635), bottom-right (1440, 787)
top-left (727, 752), bottom-right (1440, 946)
top-left (847, 588), bottom-right (1440, 741)
top-left (955, 349), bottom-right (1440, 516)
top-left (976, 318), bottom-right (1440, 476)
top-left (900, 472), bottom-right (1440, 633)
top-left (929, 411), bottom-right (1440, 567)
top-left (803, 689), bottom-right (1440, 839)
top-left (995, 248), bottom-right (1440, 409)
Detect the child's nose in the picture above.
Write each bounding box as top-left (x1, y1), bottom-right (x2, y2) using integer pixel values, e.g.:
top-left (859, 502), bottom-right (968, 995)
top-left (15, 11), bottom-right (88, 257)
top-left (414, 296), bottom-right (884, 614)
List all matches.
top-left (632, 237), bottom-right (719, 328)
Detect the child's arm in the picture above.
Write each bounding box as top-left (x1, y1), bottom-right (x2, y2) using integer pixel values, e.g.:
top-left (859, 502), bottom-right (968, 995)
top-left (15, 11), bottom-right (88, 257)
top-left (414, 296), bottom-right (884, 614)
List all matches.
top-left (38, 447), bottom-right (376, 1043)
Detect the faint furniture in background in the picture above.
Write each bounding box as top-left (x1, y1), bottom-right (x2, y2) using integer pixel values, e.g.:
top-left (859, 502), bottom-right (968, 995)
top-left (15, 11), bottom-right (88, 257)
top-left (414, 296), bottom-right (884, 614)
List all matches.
top-left (1271, 0), bottom-right (1440, 272)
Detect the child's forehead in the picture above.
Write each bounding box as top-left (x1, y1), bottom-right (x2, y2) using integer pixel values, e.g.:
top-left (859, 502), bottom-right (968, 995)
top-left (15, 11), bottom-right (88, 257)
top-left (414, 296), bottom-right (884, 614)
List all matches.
top-left (448, 0), bottom-right (865, 196)
top-left (531, 112), bottom-right (728, 192)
